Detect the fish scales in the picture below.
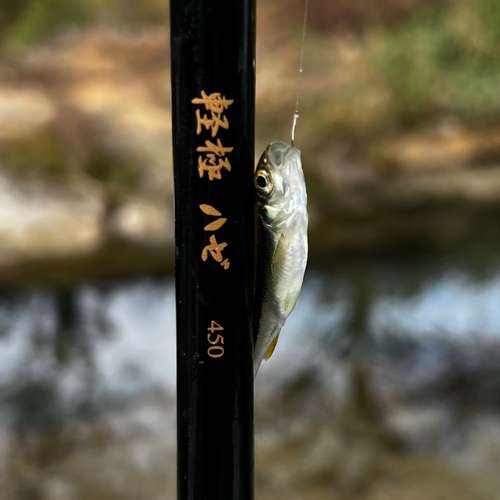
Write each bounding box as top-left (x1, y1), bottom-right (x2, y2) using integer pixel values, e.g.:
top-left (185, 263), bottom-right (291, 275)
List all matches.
top-left (253, 142), bottom-right (308, 376)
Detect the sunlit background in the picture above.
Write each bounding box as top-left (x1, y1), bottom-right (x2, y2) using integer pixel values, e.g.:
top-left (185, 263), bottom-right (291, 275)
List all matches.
top-left (1, 0), bottom-right (500, 498)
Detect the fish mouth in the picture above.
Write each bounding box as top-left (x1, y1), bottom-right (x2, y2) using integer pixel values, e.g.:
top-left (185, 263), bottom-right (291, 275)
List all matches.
top-left (267, 141), bottom-right (294, 167)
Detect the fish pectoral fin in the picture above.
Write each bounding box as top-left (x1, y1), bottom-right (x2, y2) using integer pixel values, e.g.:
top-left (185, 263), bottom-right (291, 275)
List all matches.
top-left (272, 230), bottom-right (302, 315)
top-left (265, 334), bottom-right (280, 360)
top-left (271, 230), bottom-right (286, 274)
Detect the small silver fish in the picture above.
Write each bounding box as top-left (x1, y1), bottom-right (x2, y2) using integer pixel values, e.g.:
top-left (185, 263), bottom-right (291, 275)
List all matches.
top-left (253, 141), bottom-right (308, 376)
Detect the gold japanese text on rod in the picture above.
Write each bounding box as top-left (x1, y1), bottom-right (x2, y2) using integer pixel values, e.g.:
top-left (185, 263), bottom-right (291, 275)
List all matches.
top-left (193, 91), bottom-right (235, 360)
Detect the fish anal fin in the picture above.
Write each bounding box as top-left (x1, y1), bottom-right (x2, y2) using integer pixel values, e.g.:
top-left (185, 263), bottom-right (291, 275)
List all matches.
top-left (265, 334), bottom-right (280, 360)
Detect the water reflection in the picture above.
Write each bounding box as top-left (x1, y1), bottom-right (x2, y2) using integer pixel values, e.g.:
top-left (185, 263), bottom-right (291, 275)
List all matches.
top-left (0, 260), bottom-right (500, 497)
top-left (1, 262), bottom-right (500, 426)
top-left (0, 283), bottom-right (169, 431)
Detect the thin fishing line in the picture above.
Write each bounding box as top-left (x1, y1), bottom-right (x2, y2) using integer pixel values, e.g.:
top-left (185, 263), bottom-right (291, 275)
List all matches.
top-left (292, 0), bottom-right (309, 147)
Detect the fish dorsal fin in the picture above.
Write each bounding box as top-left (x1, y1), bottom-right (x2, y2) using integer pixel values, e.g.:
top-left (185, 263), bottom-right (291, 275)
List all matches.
top-left (265, 333), bottom-right (280, 360)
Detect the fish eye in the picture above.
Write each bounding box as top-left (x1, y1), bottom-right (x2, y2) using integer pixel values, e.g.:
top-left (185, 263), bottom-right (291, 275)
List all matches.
top-left (255, 170), bottom-right (274, 194)
top-left (256, 175), bottom-right (267, 188)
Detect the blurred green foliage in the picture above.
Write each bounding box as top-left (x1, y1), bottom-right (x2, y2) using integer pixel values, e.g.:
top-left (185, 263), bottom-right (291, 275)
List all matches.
top-left (0, 0), bottom-right (31, 36)
top-left (372, 0), bottom-right (500, 127)
top-left (85, 149), bottom-right (142, 199)
top-left (3, 0), bottom-right (107, 46)
top-left (1, 0), bottom-right (168, 47)
top-left (1, 130), bottom-right (67, 179)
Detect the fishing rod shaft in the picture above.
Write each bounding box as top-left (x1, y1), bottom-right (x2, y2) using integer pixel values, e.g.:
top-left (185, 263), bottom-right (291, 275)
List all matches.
top-left (170, 0), bottom-right (255, 498)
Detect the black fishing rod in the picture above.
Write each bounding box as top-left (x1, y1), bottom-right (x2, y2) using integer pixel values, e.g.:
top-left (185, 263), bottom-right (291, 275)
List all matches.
top-left (170, 0), bottom-right (255, 499)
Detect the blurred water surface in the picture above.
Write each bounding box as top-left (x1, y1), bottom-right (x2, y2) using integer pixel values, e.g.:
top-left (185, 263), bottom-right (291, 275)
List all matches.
top-left (1, 251), bottom-right (500, 498)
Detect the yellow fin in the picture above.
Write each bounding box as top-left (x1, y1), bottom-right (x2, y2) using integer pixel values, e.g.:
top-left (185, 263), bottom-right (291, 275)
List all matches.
top-left (265, 334), bottom-right (280, 360)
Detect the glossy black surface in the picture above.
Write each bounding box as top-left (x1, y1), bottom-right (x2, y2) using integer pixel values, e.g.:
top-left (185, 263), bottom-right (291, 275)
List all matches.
top-left (170, 0), bottom-right (255, 499)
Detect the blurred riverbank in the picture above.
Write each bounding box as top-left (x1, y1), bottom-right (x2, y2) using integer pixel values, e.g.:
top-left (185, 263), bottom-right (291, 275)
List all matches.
top-left (2, 1), bottom-right (500, 287)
